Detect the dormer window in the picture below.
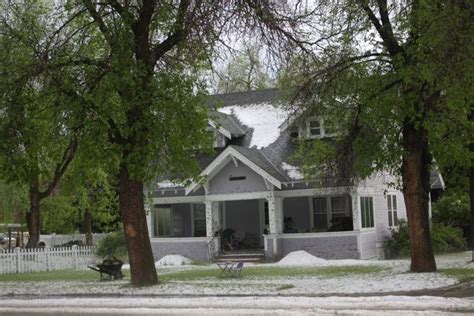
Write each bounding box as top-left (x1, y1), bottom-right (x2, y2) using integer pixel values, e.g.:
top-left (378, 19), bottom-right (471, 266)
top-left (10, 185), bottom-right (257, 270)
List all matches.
top-left (308, 119), bottom-right (321, 137)
top-left (304, 117), bottom-right (336, 139)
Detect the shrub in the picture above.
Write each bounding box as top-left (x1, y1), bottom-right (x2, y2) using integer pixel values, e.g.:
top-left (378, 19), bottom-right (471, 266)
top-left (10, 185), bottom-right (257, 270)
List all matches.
top-left (432, 191), bottom-right (470, 226)
top-left (385, 220), bottom-right (467, 258)
top-left (96, 231), bottom-right (128, 261)
top-left (384, 220), bottom-right (411, 258)
top-left (431, 224), bottom-right (467, 253)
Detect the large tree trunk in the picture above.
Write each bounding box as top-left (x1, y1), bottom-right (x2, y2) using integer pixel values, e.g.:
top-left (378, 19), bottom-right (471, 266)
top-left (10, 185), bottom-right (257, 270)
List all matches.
top-left (119, 164), bottom-right (158, 286)
top-left (402, 121), bottom-right (437, 272)
top-left (26, 177), bottom-right (41, 248)
top-left (84, 209), bottom-right (93, 246)
top-left (470, 158), bottom-right (474, 262)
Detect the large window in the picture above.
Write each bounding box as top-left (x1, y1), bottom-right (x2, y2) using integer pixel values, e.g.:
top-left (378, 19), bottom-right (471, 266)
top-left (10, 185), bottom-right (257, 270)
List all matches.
top-left (153, 206), bottom-right (172, 237)
top-left (312, 196), bottom-right (352, 232)
top-left (360, 197), bottom-right (374, 228)
top-left (387, 194), bottom-right (398, 227)
top-left (193, 204), bottom-right (206, 237)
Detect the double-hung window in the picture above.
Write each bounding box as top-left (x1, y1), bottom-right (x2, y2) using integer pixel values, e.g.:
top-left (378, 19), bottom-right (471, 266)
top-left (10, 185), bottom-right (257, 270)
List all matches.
top-left (360, 197), bottom-right (374, 228)
top-left (387, 194), bottom-right (398, 227)
top-left (307, 119), bottom-right (322, 137)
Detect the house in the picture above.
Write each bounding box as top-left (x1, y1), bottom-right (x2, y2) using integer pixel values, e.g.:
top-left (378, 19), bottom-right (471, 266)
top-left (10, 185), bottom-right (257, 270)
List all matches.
top-left (146, 89), bottom-right (444, 262)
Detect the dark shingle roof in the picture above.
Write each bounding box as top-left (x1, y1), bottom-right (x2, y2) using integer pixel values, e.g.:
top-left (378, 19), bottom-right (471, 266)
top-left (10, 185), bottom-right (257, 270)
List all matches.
top-left (208, 89), bottom-right (280, 108)
top-left (210, 111), bottom-right (246, 137)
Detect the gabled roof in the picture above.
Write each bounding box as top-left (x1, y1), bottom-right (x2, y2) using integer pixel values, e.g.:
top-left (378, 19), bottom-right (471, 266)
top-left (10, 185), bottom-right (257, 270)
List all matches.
top-left (185, 145), bottom-right (288, 194)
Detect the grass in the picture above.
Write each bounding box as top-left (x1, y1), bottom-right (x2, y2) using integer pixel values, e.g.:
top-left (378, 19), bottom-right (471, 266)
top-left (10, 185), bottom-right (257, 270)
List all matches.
top-left (276, 284), bottom-right (295, 291)
top-left (0, 270), bottom-right (102, 282)
top-left (0, 265), bottom-right (382, 283)
top-left (158, 265), bottom-right (385, 282)
top-left (439, 268), bottom-right (474, 283)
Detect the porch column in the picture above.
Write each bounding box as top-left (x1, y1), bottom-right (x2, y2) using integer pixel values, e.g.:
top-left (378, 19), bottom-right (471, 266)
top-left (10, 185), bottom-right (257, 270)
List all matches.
top-left (267, 197), bottom-right (283, 234)
top-left (205, 201), bottom-right (220, 237)
top-left (145, 203), bottom-right (153, 238)
top-left (350, 192), bottom-right (361, 231)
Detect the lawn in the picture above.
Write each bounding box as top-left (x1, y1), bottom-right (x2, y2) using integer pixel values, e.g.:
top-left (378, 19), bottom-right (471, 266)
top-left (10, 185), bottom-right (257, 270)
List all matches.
top-left (440, 268), bottom-right (474, 283)
top-left (159, 265), bottom-right (385, 282)
top-left (0, 265), bottom-right (382, 283)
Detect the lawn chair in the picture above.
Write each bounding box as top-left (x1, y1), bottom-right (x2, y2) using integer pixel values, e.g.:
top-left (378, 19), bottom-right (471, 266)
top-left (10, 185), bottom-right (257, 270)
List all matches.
top-left (217, 261), bottom-right (244, 278)
top-left (231, 262), bottom-right (244, 278)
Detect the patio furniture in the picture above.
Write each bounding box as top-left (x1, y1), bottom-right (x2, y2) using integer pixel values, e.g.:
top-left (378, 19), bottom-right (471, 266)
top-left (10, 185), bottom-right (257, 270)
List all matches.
top-left (217, 261), bottom-right (244, 278)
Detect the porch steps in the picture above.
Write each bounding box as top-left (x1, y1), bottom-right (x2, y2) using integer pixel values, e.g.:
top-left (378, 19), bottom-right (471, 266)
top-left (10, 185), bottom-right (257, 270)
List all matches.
top-left (215, 250), bottom-right (265, 263)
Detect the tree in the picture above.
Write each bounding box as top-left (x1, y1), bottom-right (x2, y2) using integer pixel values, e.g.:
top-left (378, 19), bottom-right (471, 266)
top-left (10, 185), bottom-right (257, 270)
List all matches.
top-left (216, 41), bottom-right (273, 93)
top-left (275, 1), bottom-right (473, 271)
top-left (72, 1), bottom-right (300, 287)
top-left (0, 181), bottom-right (28, 224)
top-left (71, 0), bottom-right (231, 286)
top-left (0, 2), bottom-right (87, 247)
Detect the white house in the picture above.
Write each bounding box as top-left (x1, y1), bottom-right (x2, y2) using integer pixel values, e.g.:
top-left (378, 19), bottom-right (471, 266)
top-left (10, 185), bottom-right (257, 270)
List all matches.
top-left (146, 89), bottom-right (444, 262)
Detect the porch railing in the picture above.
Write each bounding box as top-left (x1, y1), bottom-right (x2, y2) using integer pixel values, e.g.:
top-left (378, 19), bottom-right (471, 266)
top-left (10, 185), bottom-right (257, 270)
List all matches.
top-left (207, 235), bottom-right (219, 263)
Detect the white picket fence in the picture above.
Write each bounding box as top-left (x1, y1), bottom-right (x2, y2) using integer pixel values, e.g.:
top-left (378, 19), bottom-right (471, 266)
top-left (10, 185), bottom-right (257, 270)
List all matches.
top-left (0, 246), bottom-right (98, 274)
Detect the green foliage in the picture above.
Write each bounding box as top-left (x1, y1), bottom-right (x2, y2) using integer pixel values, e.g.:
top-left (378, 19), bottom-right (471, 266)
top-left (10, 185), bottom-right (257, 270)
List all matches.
top-left (440, 268), bottom-right (474, 283)
top-left (96, 231), bottom-right (128, 261)
top-left (0, 181), bottom-right (28, 224)
top-left (216, 42), bottom-right (273, 93)
top-left (431, 224), bottom-right (467, 253)
top-left (385, 220), bottom-right (467, 258)
top-left (432, 191), bottom-right (470, 226)
top-left (281, 1), bottom-right (473, 183)
top-left (385, 220), bottom-right (412, 258)
top-left (41, 196), bottom-right (77, 234)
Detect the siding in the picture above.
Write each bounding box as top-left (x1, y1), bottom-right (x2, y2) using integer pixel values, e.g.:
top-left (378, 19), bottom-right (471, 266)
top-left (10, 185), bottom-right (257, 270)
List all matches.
top-left (209, 161), bottom-right (267, 194)
top-left (265, 233), bottom-right (360, 260)
top-left (150, 238), bottom-right (210, 262)
top-left (359, 230), bottom-right (377, 259)
top-left (359, 173), bottom-right (407, 244)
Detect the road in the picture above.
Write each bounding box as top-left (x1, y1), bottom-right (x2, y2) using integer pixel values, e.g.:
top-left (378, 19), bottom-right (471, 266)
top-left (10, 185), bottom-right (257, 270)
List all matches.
top-left (0, 294), bottom-right (473, 315)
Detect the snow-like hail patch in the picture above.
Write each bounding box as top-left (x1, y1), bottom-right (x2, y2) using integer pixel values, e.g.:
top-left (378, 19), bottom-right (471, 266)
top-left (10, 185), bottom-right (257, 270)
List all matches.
top-left (276, 250), bottom-right (384, 267)
top-left (277, 250), bottom-right (327, 266)
top-left (155, 255), bottom-right (193, 266)
top-left (280, 162), bottom-right (304, 180)
top-left (219, 103), bottom-right (290, 149)
top-left (156, 180), bottom-right (183, 188)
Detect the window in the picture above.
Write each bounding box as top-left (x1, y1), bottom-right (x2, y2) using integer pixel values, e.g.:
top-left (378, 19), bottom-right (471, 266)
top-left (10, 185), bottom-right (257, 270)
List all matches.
top-left (331, 197), bottom-right (346, 219)
top-left (387, 194), bottom-right (398, 227)
top-left (306, 118), bottom-right (337, 138)
top-left (360, 197), bottom-right (374, 228)
top-left (153, 206), bottom-right (172, 237)
top-left (193, 204), bottom-right (206, 237)
top-left (313, 197), bottom-right (328, 232)
top-left (264, 201), bottom-right (269, 226)
top-left (307, 119), bottom-right (321, 137)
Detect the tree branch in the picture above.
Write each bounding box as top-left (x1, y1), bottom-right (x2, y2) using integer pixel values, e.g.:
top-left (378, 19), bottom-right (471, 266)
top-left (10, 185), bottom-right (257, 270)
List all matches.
top-left (358, 0), bottom-right (404, 57)
top-left (39, 136), bottom-right (79, 199)
top-left (153, 0), bottom-right (190, 63)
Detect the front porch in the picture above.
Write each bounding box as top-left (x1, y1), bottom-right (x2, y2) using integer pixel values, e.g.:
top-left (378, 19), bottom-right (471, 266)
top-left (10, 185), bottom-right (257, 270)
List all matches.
top-left (148, 190), bottom-right (377, 262)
